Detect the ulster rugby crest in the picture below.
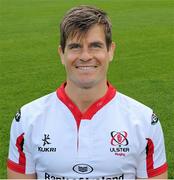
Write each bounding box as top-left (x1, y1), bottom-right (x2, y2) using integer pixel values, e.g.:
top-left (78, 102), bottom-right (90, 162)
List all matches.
top-left (110, 131), bottom-right (129, 156)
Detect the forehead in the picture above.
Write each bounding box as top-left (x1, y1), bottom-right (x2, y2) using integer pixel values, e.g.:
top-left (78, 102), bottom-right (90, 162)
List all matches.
top-left (66, 25), bottom-right (106, 44)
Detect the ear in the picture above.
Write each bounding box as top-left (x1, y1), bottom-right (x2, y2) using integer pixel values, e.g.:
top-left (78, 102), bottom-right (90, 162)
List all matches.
top-left (58, 45), bottom-right (65, 65)
top-left (108, 42), bottom-right (116, 62)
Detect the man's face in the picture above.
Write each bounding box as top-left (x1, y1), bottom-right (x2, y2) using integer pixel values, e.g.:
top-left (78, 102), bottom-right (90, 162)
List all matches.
top-left (59, 24), bottom-right (115, 89)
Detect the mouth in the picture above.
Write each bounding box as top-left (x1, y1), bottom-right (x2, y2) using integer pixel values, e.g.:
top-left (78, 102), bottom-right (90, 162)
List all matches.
top-left (75, 66), bottom-right (97, 70)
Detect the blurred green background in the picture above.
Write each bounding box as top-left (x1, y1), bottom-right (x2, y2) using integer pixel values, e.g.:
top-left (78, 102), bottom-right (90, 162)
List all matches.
top-left (0, 0), bottom-right (173, 178)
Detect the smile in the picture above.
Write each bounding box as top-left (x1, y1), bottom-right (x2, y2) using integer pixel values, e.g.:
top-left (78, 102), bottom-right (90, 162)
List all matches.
top-left (75, 66), bottom-right (97, 70)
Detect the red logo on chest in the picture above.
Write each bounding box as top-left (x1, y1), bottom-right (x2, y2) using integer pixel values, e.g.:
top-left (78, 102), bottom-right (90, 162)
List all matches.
top-left (110, 131), bottom-right (129, 156)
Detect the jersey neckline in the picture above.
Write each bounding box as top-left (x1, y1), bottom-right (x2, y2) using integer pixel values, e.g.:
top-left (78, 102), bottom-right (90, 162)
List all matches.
top-left (56, 82), bottom-right (116, 129)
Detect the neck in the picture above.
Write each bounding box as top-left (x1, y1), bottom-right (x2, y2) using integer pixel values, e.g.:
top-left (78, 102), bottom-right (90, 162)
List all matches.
top-left (65, 80), bottom-right (108, 113)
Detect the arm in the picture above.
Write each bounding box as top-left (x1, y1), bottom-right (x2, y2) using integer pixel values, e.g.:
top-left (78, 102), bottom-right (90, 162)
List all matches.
top-left (7, 109), bottom-right (36, 178)
top-left (149, 171), bottom-right (168, 179)
top-left (137, 170), bottom-right (168, 179)
top-left (7, 168), bottom-right (36, 179)
top-left (136, 112), bottom-right (168, 178)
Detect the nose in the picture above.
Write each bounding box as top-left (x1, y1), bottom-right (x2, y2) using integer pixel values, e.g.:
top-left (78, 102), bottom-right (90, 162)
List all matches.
top-left (79, 48), bottom-right (92, 61)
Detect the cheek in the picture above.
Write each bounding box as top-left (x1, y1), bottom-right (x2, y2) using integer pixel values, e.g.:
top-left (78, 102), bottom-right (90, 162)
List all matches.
top-left (63, 53), bottom-right (78, 72)
top-left (62, 55), bottom-right (74, 70)
top-left (65, 53), bottom-right (78, 63)
top-left (94, 52), bottom-right (110, 64)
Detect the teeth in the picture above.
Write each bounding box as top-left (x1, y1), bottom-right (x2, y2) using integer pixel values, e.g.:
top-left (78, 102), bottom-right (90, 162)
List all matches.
top-left (77, 66), bottom-right (96, 70)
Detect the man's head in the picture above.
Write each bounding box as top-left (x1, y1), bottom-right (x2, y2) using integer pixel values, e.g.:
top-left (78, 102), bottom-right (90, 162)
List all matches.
top-left (58, 5), bottom-right (115, 89)
top-left (60, 5), bottom-right (112, 53)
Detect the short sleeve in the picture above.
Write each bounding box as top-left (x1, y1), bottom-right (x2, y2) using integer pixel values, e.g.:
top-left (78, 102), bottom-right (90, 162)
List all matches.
top-left (7, 108), bottom-right (35, 174)
top-left (136, 112), bottom-right (168, 178)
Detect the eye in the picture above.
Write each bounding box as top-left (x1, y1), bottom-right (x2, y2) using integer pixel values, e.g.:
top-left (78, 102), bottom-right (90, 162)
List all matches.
top-left (91, 42), bottom-right (103, 49)
top-left (68, 44), bottom-right (81, 50)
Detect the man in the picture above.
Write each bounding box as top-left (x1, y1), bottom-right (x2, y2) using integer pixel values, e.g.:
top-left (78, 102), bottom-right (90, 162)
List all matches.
top-left (7, 5), bottom-right (168, 179)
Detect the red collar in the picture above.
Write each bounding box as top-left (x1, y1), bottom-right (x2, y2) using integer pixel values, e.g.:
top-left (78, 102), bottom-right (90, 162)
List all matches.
top-left (56, 82), bottom-right (116, 129)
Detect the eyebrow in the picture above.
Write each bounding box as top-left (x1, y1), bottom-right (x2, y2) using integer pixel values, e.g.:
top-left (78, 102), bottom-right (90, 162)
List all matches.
top-left (67, 41), bottom-right (105, 49)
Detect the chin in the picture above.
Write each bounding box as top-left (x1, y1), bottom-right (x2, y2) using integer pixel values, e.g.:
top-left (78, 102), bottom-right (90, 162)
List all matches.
top-left (75, 80), bottom-right (98, 89)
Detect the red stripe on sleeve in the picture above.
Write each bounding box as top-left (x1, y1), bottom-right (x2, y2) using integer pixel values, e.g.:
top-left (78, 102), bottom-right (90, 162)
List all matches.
top-left (148, 163), bottom-right (168, 178)
top-left (146, 138), bottom-right (154, 174)
top-left (146, 138), bottom-right (168, 177)
top-left (16, 133), bottom-right (26, 167)
top-left (7, 159), bottom-right (25, 174)
top-left (7, 133), bottom-right (26, 173)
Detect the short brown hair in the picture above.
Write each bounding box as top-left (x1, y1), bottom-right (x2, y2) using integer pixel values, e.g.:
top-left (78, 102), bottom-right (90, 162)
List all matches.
top-left (60, 5), bottom-right (112, 53)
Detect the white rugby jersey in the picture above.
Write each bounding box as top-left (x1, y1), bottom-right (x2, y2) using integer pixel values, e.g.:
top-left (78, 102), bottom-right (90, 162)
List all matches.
top-left (7, 83), bottom-right (168, 179)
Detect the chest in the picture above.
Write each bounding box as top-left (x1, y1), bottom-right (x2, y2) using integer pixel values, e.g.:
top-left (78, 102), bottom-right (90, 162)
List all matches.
top-left (29, 109), bottom-right (146, 178)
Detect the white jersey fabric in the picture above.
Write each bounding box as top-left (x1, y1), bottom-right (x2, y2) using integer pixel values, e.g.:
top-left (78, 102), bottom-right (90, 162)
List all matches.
top-left (8, 83), bottom-right (168, 179)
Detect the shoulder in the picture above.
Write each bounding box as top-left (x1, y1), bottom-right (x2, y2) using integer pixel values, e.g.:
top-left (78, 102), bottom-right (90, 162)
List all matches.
top-left (22, 91), bottom-right (57, 112)
top-left (113, 91), bottom-right (154, 126)
top-left (14, 91), bottom-right (58, 129)
top-left (115, 91), bottom-right (152, 113)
